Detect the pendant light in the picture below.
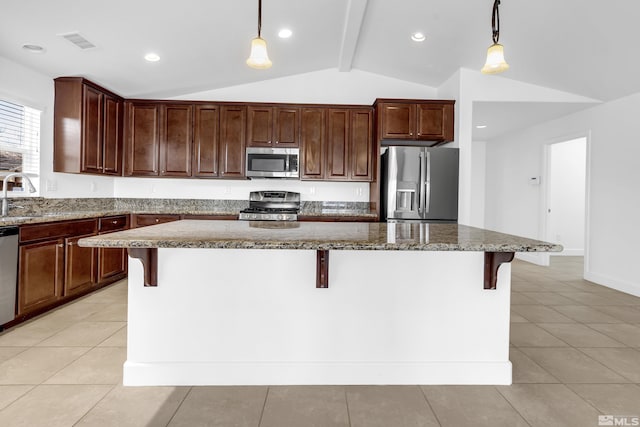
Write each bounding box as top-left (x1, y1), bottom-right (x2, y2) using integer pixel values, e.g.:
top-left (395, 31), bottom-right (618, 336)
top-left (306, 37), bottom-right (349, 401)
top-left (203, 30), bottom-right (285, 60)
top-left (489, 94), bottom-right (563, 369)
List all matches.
top-left (246, 0), bottom-right (272, 69)
top-left (481, 0), bottom-right (509, 74)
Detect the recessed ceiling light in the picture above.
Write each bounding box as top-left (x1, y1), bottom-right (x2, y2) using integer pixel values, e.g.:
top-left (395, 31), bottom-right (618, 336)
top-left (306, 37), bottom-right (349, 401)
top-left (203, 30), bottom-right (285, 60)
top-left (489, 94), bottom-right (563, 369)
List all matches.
top-left (144, 53), bottom-right (160, 62)
top-left (476, 125), bottom-right (487, 129)
top-left (22, 44), bottom-right (46, 54)
top-left (278, 29), bottom-right (292, 38)
top-left (411, 32), bottom-right (426, 42)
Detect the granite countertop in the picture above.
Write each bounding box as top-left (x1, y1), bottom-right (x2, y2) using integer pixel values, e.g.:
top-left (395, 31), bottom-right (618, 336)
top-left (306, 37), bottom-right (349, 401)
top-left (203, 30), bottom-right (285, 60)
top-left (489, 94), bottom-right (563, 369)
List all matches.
top-left (0, 211), bottom-right (132, 226)
top-left (78, 220), bottom-right (562, 252)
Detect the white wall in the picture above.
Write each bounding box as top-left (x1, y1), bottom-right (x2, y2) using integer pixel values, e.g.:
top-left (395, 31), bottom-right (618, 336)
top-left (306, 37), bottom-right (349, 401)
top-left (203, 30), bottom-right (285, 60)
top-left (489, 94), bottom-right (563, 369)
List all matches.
top-left (439, 68), bottom-right (599, 226)
top-left (0, 56), bottom-right (115, 198)
top-left (115, 68), bottom-right (439, 201)
top-left (485, 93), bottom-right (640, 296)
top-left (548, 138), bottom-right (586, 255)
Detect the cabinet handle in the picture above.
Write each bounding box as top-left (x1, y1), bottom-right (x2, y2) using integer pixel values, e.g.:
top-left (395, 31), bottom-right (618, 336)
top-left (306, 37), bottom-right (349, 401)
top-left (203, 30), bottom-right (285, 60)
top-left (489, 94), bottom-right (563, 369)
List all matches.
top-left (275, 140), bottom-right (279, 144)
top-left (57, 243), bottom-right (64, 248)
top-left (112, 220), bottom-right (118, 224)
top-left (67, 241), bottom-right (75, 246)
top-left (410, 132), bottom-right (413, 136)
top-left (155, 219), bottom-right (160, 223)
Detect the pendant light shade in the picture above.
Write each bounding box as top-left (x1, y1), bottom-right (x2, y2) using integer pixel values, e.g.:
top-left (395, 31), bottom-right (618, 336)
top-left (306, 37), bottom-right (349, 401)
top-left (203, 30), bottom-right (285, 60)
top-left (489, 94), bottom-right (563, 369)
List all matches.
top-left (481, 43), bottom-right (509, 74)
top-left (247, 37), bottom-right (272, 69)
top-left (247, 0), bottom-right (272, 69)
top-left (481, 0), bottom-right (509, 75)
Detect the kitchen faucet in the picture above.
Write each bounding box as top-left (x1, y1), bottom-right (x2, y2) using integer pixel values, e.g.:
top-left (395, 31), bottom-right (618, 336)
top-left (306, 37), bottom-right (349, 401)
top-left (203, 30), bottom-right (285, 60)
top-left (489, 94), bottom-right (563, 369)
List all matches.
top-left (1, 173), bottom-right (36, 217)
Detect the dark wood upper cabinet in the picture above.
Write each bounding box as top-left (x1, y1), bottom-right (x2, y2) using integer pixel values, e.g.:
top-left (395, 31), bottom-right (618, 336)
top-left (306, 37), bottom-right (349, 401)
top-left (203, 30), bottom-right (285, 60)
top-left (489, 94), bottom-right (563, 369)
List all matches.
top-left (350, 109), bottom-right (373, 181)
top-left (377, 100), bottom-right (454, 143)
top-left (246, 106), bottom-right (273, 146)
top-left (82, 85), bottom-right (102, 173)
top-left (159, 104), bottom-right (193, 177)
top-left (300, 108), bottom-right (326, 180)
top-left (326, 109), bottom-right (349, 180)
top-left (103, 95), bottom-right (123, 175)
top-left (416, 103), bottom-right (454, 141)
top-left (193, 105), bottom-right (220, 177)
top-left (219, 105), bottom-right (246, 178)
top-left (54, 77), bottom-right (123, 175)
top-left (125, 102), bottom-right (194, 177)
top-left (300, 107), bottom-right (374, 182)
top-left (379, 103), bottom-right (415, 139)
top-left (273, 107), bottom-right (299, 147)
top-left (247, 106), bottom-right (299, 147)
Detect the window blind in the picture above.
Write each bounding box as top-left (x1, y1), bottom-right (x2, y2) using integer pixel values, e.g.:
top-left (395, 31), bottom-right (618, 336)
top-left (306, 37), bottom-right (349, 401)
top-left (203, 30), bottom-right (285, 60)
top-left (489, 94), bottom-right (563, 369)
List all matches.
top-left (0, 99), bottom-right (41, 178)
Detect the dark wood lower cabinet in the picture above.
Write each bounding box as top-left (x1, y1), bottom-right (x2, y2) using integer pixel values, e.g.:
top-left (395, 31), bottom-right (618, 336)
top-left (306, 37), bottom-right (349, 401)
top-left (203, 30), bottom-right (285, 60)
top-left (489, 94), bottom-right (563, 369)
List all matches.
top-left (64, 234), bottom-right (97, 297)
top-left (98, 247), bottom-right (127, 283)
top-left (15, 216), bottom-right (129, 323)
top-left (18, 239), bottom-right (64, 315)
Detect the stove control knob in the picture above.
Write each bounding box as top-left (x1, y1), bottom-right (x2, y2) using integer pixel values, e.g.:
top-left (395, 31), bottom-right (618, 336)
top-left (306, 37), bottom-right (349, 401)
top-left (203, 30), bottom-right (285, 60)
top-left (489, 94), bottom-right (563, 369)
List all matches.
top-left (277, 214), bottom-right (284, 220)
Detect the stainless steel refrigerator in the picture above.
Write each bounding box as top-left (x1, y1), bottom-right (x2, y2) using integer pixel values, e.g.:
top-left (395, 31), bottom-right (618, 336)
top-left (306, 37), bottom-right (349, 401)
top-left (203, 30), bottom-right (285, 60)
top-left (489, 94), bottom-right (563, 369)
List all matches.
top-left (381, 146), bottom-right (459, 222)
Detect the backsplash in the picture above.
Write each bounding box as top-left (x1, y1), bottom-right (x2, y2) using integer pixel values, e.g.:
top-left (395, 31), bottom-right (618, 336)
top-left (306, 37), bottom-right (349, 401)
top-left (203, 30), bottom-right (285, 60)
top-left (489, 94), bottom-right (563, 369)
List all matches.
top-left (4, 197), bottom-right (373, 216)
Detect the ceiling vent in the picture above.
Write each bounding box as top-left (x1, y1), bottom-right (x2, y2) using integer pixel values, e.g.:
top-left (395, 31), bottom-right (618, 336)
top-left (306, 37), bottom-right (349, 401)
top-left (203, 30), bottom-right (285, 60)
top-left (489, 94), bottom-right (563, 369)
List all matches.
top-left (59, 32), bottom-right (96, 50)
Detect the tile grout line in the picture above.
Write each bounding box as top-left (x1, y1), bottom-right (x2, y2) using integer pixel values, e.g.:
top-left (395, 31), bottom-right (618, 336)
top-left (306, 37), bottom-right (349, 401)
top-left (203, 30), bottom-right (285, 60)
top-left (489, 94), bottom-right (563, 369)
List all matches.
top-left (257, 386), bottom-right (270, 427)
top-left (164, 385), bottom-right (194, 426)
top-left (71, 383), bottom-right (118, 426)
top-left (490, 385), bottom-right (534, 427)
top-left (417, 385), bottom-right (443, 427)
top-left (343, 386), bottom-right (353, 427)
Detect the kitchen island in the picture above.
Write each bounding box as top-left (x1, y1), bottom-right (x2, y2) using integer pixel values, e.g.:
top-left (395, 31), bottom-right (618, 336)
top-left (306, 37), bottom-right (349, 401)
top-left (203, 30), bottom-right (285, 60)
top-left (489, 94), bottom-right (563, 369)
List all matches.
top-left (80, 220), bottom-right (561, 386)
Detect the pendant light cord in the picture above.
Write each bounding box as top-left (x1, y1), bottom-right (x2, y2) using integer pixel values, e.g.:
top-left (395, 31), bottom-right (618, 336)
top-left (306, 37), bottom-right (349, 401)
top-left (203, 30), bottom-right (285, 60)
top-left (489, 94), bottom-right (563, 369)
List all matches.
top-left (491, 0), bottom-right (501, 44)
top-left (258, 0), bottom-right (263, 38)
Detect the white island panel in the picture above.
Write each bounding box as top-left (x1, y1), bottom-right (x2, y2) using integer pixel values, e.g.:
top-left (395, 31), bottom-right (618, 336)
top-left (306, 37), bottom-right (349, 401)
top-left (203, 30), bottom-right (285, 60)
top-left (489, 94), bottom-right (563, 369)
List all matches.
top-left (125, 248), bottom-right (512, 385)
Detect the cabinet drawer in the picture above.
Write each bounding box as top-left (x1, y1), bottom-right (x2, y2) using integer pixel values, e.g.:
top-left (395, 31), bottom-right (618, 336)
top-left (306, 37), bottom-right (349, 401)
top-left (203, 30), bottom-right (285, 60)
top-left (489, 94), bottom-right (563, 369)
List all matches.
top-left (132, 214), bottom-right (180, 228)
top-left (99, 215), bottom-right (129, 233)
top-left (20, 219), bottom-right (98, 243)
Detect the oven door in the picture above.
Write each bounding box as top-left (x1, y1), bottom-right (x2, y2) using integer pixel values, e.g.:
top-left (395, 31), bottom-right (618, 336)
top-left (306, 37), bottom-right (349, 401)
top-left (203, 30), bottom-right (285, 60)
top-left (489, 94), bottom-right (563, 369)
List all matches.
top-left (246, 147), bottom-right (299, 178)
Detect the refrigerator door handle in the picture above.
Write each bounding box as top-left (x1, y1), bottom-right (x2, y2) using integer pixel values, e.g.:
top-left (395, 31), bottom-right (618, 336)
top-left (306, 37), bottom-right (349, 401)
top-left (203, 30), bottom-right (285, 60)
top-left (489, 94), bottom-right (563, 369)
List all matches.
top-left (425, 150), bottom-right (431, 213)
top-left (419, 151), bottom-right (426, 216)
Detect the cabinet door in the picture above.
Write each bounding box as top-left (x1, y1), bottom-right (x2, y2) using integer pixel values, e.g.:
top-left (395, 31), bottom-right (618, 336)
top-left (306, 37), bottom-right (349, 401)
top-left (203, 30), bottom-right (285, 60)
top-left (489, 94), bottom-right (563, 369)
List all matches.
top-left (102, 95), bottom-right (123, 175)
top-left (379, 103), bottom-right (415, 139)
top-left (64, 234), bottom-right (97, 297)
top-left (350, 109), bottom-right (373, 181)
top-left (273, 107), bottom-right (299, 147)
top-left (219, 106), bottom-right (246, 178)
top-left (125, 103), bottom-right (160, 176)
top-left (159, 104), bottom-right (193, 177)
top-left (81, 85), bottom-right (103, 173)
top-left (18, 239), bottom-right (64, 315)
top-left (326, 109), bottom-right (349, 180)
top-left (193, 105), bottom-right (219, 177)
top-left (300, 108), bottom-right (326, 180)
top-left (246, 106), bottom-right (273, 147)
top-left (416, 103), bottom-right (454, 141)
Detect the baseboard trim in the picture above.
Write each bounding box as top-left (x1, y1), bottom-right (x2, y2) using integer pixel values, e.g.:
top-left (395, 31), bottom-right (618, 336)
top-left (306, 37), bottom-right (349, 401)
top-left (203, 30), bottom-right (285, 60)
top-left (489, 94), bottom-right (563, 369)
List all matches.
top-left (123, 360), bottom-right (513, 386)
top-left (515, 252), bottom-right (548, 266)
top-left (585, 271), bottom-right (640, 297)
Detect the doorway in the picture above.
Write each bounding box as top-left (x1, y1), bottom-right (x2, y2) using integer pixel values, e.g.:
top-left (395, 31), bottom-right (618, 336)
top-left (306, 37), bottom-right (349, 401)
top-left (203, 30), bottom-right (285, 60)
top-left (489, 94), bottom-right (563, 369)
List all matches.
top-left (544, 137), bottom-right (587, 260)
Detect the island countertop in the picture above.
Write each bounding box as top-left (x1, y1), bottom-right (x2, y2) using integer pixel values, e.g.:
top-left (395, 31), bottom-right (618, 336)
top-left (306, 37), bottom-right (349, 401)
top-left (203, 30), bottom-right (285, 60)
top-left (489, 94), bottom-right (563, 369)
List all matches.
top-left (78, 220), bottom-right (562, 252)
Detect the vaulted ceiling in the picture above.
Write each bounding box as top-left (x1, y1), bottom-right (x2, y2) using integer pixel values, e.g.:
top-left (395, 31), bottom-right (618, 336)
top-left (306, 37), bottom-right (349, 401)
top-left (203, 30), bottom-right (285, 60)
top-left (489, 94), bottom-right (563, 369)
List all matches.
top-left (2, 1), bottom-right (639, 120)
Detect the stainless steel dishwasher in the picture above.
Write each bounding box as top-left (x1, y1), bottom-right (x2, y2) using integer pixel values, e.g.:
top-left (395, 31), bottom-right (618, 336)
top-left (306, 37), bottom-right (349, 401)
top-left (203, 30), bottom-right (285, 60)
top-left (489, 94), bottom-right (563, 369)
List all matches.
top-left (0, 226), bottom-right (18, 328)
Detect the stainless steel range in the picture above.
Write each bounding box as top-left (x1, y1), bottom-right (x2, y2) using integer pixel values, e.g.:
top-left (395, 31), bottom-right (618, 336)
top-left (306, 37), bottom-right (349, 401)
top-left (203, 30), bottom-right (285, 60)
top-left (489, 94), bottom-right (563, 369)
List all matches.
top-left (239, 191), bottom-right (300, 221)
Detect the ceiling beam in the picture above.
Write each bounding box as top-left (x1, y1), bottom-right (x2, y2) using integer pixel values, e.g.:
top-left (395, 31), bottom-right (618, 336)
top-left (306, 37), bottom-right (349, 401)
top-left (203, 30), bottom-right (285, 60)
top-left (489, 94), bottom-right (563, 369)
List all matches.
top-left (337, 0), bottom-right (369, 72)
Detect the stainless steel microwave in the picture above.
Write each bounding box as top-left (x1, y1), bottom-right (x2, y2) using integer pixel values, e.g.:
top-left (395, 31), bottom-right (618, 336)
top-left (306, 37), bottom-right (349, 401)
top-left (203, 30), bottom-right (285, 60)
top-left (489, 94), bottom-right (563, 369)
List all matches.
top-left (245, 147), bottom-right (299, 179)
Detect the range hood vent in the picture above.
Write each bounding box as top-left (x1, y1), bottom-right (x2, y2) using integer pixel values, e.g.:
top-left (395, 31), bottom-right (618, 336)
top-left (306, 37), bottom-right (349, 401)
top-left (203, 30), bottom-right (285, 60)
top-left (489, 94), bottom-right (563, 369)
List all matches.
top-left (59, 32), bottom-right (96, 50)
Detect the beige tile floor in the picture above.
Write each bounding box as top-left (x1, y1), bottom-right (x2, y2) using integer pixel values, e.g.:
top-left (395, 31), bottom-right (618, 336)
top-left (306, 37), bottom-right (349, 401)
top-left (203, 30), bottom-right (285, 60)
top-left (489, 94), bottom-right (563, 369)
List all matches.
top-left (0, 256), bottom-right (639, 426)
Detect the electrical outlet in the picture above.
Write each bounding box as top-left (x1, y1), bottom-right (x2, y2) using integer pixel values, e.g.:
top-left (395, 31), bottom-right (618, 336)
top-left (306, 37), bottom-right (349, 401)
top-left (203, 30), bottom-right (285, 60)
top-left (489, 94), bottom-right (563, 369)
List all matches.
top-left (309, 187), bottom-right (316, 195)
